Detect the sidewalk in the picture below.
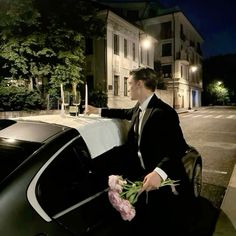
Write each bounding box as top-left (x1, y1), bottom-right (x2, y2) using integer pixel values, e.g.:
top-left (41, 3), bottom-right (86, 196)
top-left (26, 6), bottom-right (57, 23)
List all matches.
top-left (213, 164), bottom-right (236, 235)
top-left (176, 107), bottom-right (198, 114)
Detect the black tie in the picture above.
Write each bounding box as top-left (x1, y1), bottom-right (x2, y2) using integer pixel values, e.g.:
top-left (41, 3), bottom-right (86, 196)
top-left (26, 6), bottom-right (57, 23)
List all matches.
top-left (134, 108), bottom-right (141, 140)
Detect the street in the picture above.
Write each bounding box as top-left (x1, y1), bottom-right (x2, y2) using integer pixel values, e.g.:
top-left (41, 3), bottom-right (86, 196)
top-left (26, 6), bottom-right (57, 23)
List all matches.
top-left (179, 106), bottom-right (236, 208)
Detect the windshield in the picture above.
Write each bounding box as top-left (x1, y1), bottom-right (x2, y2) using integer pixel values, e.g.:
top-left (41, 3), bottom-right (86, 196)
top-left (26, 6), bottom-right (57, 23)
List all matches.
top-left (0, 138), bottom-right (42, 182)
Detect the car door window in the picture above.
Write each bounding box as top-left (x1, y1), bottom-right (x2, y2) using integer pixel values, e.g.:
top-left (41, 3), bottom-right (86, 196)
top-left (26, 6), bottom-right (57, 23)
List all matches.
top-left (36, 136), bottom-right (105, 216)
top-left (35, 136), bottom-right (126, 235)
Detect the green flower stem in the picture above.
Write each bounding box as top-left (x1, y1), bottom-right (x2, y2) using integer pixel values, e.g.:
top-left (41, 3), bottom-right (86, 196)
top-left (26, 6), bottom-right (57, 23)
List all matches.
top-left (119, 178), bottom-right (179, 205)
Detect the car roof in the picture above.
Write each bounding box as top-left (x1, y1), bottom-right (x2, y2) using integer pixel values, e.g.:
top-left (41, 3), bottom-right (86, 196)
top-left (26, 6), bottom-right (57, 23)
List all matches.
top-left (0, 120), bottom-right (66, 143)
top-left (12, 114), bottom-right (129, 158)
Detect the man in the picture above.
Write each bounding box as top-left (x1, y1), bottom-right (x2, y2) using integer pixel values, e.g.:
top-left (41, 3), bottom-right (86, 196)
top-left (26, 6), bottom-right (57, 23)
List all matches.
top-left (86, 67), bottom-right (196, 235)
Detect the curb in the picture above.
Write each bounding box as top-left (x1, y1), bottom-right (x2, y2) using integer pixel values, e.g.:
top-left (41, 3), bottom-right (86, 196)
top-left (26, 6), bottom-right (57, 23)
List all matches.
top-left (176, 108), bottom-right (197, 114)
top-left (213, 165), bottom-right (236, 235)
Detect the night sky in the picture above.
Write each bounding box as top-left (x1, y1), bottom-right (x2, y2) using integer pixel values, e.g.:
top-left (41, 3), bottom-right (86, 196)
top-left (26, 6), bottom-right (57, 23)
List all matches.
top-left (162, 0), bottom-right (236, 58)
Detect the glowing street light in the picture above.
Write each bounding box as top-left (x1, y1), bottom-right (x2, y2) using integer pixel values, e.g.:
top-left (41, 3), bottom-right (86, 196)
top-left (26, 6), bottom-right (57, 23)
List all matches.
top-left (141, 36), bottom-right (151, 49)
top-left (138, 33), bottom-right (152, 67)
top-left (190, 65), bottom-right (198, 73)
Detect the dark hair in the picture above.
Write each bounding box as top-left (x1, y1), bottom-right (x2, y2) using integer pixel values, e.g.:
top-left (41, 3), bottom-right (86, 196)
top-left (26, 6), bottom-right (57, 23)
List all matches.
top-left (129, 67), bottom-right (158, 92)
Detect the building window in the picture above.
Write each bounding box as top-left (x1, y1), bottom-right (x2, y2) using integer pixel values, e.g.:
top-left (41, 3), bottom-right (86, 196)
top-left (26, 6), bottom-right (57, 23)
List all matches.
top-left (180, 24), bottom-right (186, 41)
top-left (162, 64), bottom-right (172, 78)
top-left (147, 50), bottom-right (150, 66)
top-left (160, 21), bottom-right (172, 39)
top-left (197, 42), bottom-right (202, 55)
top-left (132, 42), bottom-right (136, 61)
top-left (162, 43), bottom-right (172, 57)
top-left (124, 39), bottom-right (128, 58)
top-left (114, 34), bottom-right (119, 55)
top-left (124, 77), bottom-right (128, 96)
top-left (114, 75), bottom-right (119, 96)
top-left (140, 47), bottom-right (143, 64)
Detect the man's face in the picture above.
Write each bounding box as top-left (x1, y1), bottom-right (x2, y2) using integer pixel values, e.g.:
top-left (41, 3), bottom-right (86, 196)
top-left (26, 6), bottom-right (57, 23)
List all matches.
top-left (128, 75), bottom-right (141, 100)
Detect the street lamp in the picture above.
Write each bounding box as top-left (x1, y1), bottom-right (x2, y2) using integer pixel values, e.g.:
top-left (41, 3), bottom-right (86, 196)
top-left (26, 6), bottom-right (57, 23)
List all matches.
top-left (141, 36), bottom-right (151, 49)
top-left (138, 33), bottom-right (151, 67)
top-left (190, 65), bottom-right (197, 73)
top-left (188, 65), bottom-right (198, 110)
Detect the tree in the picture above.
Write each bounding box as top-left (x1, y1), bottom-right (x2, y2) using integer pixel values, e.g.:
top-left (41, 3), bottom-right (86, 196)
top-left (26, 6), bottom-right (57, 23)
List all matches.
top-left (0, 0), bottom-right (105, 99)
top-left (206, 80), bottom-right (230, 105)
top-left (202, 54), bottom-right (236, 105)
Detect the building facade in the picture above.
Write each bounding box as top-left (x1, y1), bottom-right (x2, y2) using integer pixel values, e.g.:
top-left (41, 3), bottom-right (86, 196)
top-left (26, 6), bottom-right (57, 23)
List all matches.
top-left (86, 10), bottom-right (156, 108)
top-left (141, 11), bottom-right (203, 109)
top-left (95, 1), bottom-right (204, 109)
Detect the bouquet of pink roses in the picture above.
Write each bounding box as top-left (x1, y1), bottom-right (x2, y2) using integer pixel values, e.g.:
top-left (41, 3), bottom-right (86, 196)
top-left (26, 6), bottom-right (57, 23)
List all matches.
top-left (108, 175), bottom-right (179, 221)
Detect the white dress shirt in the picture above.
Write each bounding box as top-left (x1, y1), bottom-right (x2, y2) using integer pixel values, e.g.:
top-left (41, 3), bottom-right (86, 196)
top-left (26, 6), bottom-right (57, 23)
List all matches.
top-left (138, 95), bottom-right (168, 181)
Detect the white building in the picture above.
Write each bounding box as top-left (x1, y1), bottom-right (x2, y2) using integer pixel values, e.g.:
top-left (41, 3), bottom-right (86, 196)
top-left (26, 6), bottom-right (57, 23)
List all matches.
top-left (86, 10), bottom-right (156, 108)
top-left (96, 1), bottom-right (204, 109)
top-left (141, 11), bottom-right (203, 109)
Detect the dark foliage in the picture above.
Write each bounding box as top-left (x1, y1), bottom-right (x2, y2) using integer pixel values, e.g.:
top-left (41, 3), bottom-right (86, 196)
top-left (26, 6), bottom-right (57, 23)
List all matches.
top-left (0, 86), bottom-right (45, 111)
top-left (202, 54), bottom-right (236, 105)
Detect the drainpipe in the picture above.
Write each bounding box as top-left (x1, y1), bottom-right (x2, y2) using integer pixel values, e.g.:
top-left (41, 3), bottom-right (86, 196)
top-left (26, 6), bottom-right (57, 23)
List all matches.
top-left (172, 12), bottom-right (176, 109)
top-left (104, 10), bottom-right (109, 93)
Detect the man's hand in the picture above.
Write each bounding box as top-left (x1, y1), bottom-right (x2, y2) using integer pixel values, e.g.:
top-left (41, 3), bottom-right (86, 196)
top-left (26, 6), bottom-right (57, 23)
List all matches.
top-left (141, 171), bottom-right (162, 192)
top-left (84, 105), bottom-right (99, 115)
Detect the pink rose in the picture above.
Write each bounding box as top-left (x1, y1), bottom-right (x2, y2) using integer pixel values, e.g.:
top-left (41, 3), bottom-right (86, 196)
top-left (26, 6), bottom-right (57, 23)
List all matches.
top-left (108, 175), bottom-right (123, 193)
top-left (107, 175), bottom-right (179, 222)
top-left (108, 190), bottom-right (122, 207)
top-left (120, 206), bottom-right (136, 221)
top-left (119, 199), bottom-right (136, 221)
top-left (108, 189), bottom-right (136, 221)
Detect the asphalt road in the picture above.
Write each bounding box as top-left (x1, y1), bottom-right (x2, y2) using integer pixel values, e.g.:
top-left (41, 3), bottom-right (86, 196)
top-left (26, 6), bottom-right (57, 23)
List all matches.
top-left (179, 106), bottom-right (236, 207)
top-left (178, 106), bottom-right (236, 235)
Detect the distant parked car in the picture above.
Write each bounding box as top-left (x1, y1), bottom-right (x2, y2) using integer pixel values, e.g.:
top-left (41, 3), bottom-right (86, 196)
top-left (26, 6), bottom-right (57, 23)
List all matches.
top-left (0, 114), bottom-right (202, 236)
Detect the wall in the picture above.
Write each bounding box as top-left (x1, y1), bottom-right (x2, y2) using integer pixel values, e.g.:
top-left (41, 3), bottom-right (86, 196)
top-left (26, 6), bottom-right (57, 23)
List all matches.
top-left (0, 110), bottom-right (60, 119)
top-left (108, 89), bottom-right (173, 108)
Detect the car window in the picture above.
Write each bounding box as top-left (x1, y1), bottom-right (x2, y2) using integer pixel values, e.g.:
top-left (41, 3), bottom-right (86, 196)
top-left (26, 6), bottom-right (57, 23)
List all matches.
top-left (0, 119), bottom-right (16, 130)
top-left (36, 136), bottom-right (106, 217)
top-left (0, 138), bottom-right (41, 182)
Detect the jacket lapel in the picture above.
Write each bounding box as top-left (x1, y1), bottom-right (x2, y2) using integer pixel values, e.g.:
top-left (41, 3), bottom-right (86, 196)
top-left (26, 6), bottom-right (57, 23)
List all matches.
top-left (129, 103), bottom-right (140, 129)
top-left (130, 95), bottom-right (160, 136)
top-left (140, 107), bottom-right (152, 136)
top-left (139, 94), bottom-right (161, 136)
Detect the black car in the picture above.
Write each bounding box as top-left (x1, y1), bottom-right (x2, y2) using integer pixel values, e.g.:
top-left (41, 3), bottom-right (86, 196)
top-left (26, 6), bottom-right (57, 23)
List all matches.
top-left (0, 114), bottom-right (202, 236)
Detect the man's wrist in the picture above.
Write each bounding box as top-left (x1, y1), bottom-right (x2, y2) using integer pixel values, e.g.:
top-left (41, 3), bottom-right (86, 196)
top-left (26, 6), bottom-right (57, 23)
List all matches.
top-left (154, 167), bottom-right (168, 181)
top-left (98, 108), bottom-right (102, 116)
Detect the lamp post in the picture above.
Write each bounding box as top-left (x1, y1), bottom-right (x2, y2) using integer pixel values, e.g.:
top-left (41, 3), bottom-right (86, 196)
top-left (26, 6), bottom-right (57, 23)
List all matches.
top-left (188, 65), bottom-right (198, 110)
top-left (172, 12), bottom-right (176, 109)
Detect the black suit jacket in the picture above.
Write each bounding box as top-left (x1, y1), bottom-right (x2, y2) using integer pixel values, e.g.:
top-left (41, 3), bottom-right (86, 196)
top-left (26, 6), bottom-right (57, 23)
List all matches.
top-left (101, 95), bottom-right (195, 234)
top-left (101, 94), bottom-right (189, 180)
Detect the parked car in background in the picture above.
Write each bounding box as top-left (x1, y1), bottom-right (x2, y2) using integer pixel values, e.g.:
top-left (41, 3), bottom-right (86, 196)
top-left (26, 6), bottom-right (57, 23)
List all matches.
top-left (0, 114), bottom-right (202, 236)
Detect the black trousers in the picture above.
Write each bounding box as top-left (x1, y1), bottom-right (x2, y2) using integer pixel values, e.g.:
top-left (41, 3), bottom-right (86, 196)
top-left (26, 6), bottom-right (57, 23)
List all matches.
top-left (127, 186), bottom-right (198, 236)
